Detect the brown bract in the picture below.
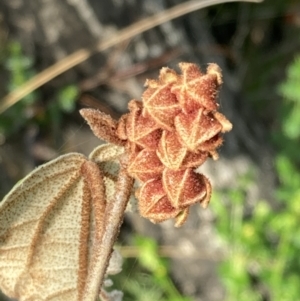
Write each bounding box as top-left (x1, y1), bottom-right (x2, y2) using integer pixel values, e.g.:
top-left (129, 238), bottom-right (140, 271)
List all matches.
top-left (82, 62), bottom-right (232, 227)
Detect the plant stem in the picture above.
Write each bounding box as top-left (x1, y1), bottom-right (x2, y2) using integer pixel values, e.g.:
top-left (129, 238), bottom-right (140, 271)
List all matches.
top-left (82, 156), bottom-right (134, 301)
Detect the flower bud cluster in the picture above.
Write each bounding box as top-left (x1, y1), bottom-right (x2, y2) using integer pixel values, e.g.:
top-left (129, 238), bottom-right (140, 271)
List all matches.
top-left (117, 63), bottom-right (232, 227)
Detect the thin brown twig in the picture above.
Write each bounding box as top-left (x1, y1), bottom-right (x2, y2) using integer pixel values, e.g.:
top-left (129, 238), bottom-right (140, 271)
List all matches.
top-left (80, 48), bottom-right (182, 91)
top-left (0, 0), bottom-right (263, 114)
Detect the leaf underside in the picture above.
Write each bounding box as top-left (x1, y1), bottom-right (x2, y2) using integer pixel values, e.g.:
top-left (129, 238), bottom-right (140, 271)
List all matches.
top-left (0, 144), bottom-right (125, 301)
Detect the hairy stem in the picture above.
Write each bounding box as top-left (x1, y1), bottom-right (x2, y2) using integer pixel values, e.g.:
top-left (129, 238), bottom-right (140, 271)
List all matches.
top-left (82, 156), bottom-right (134, 301)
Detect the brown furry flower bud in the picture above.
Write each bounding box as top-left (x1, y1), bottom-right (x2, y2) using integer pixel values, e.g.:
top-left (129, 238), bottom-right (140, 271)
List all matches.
top-left (83, 62), bottom-right (232, 227)
top-left (122, 63), bottom-right (232, 226)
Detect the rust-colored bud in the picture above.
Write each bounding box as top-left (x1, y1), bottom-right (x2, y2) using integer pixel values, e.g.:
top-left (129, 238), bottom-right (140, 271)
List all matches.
top-left (83, 62), bottom-right (232, 227)
top-left (122, 63), bottom-right (232, 226)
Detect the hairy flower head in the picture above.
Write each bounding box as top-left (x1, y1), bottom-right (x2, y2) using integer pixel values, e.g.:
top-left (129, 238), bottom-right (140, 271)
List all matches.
top-left (117, 63), bottom-right (232, 226)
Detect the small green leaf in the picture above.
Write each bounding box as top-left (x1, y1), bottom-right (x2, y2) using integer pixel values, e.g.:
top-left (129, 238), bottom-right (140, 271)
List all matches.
top-left (57, 85), bottom-right (78, 113)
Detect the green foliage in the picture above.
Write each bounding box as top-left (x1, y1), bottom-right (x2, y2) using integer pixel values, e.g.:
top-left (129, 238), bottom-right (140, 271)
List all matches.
top-left (0, 41), bottom-right (38, 137)
top-left (5, 42), bottom-right (36, 102)
top-left (112, 236), bottom-right (192, 301)
top-left (212, 180), bottom-right (300, 300)
top-left (278, 56), bottom-right (300, 140)
top-left (0, 40), bottom-right (78, 141)
top-left (56, 85), bottom-right (78, 113)
top-left (214, 54), bottom-right (300, 301)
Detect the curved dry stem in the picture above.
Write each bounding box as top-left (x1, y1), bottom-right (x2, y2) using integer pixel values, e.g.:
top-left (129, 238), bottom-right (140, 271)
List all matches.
top-left (0, 0), bottom-right (263, 114)
top-left (82, 156), bottom-right (133, 301)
